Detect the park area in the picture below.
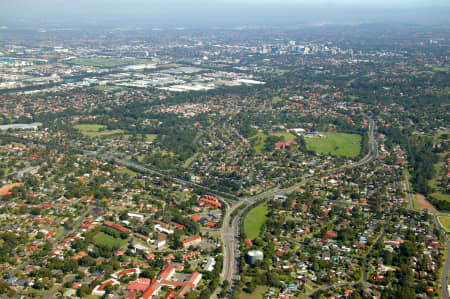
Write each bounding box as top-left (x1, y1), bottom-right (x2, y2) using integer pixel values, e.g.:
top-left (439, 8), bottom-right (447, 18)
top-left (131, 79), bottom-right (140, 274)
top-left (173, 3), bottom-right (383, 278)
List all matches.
top-left (67, 57), bottom-right (152, 68)
top-left (305, 132), bottom-right (361, 158)
top-left (94, 232), bottom-right (128, 248)
top-left (250, 131), bottom-right (297, 154)
top-left (438, 216), bottom-right (450, 233)
top-left (244, 204), bottom-right (268, 240)
top-left (74, 124), bottom-right (124, 138)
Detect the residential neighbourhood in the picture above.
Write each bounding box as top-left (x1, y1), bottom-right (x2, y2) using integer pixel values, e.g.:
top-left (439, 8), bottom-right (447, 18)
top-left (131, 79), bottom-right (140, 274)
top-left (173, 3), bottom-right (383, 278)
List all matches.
top-left (0, 22), bottom-right (448, 299)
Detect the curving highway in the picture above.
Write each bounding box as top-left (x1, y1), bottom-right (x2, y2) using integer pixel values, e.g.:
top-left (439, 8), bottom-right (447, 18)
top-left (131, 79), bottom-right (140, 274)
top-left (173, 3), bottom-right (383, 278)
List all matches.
top-left (89, 115), bottom-right (377, 298)
top-left (83, 115), bottom-right (383, 298)
top-left (214, 115), bottom-right (378, 297)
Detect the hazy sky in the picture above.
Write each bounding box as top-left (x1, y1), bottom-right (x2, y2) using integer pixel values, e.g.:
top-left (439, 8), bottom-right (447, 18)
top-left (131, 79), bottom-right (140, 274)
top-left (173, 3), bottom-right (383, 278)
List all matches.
top-left (1, 0), bottom-right (449, 27)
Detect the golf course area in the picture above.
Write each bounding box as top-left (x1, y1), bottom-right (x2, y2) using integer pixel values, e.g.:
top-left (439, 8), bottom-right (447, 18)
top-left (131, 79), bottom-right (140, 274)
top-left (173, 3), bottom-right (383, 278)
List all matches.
top-left (306, 132), bottom-right (361, 158)
top-left (244, 204), bottom-right (268, 240)
top-left (74, 124), bottom-right (124, 137)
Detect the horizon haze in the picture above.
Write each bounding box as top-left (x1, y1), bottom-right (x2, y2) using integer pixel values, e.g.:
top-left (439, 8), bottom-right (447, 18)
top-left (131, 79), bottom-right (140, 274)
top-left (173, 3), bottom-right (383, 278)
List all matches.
top-left (1, 0), bottom-right (449, 28)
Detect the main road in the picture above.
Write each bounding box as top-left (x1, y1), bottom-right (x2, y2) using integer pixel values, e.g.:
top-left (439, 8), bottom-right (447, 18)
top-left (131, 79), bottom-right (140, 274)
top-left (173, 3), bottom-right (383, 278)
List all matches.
top-left (84, 115), bottom-right (378, 298)
top-left (14, 113), bottom-right (450, 298)
top-left (440, 233), bottom-right (450, 299)
top-left (214, 115), bottom-right (378, 297)
top-left (83, 151), bottom-right (239, 201)
top-left (405, 168), bottom-right (450, 299)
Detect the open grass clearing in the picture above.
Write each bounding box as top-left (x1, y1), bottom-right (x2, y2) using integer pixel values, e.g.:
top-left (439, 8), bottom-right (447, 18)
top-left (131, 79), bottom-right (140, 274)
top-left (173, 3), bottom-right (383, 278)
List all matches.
top-left (67, 57), bottom-right (152, 68)
top-left (271, 96), bottom-right (283, 103)
top-left (118, 168), bottom-right (138, 177)
top-left (250, 132), bottom-right (267, 154)
top-left (302, 281), bottom-right (322, 298)
top-left (438, 216), bottom-right (450, 233)
top-left (74, 124), bottom-right (125, 138)
top-left (173, 191), bottom-right (190, 200)
top-left (94, 232), bottom-right (127, 248)
top-left (83, 129), bottom-right (124, 138)
top-left (239, 285), bottom-right (269, 299)
top-left (183, 152), bottom-right (199, 168)
top-left (121, 134), bottom-right (156, 142)
top-left (412, 195), bottom-right (420, 210)
top-left (430, 192), bottom-right (450, 202)
top-left (271, 131), bottom-right (296, 140)
top-left (93, 85), bottom-right (128, 91)
top-left (74, 124), bottom-right (106, 132)
top-left (305, 132), bottom-right (361, 158)
top-left (432, 67), bottom-right (449, 72)
top-left (145, 134), bottom-right (157, 142)
top-left (244, 204), bottom-right (268, 240)
top-left (413, 193), bottom-right (437, 212)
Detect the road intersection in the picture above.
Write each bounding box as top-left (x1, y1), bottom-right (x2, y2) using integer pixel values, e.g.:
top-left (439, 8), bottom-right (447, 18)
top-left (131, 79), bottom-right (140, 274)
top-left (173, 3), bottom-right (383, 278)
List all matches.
top-left (73, 114), bottom-right (449, 299)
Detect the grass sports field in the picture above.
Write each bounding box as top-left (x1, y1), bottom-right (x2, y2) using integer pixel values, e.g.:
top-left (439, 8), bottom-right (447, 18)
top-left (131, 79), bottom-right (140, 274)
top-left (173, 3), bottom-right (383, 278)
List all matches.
top-left (94, 232), bottom-right (127, 248)
top-left (306, 132), bottom-right (361, 158)
top-left (74, 124), bottom-right (106, 132)
top-left (244, 204), bottom-right (268, 240)
top-left (74, 124), bottom-right (124, 137)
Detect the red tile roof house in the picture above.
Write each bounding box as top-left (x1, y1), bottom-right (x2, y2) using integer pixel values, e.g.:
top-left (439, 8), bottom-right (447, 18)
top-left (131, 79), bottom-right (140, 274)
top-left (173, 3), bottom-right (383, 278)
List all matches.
top-left (165, 290), bottom-right (177, 299)
top-left (141, 265), bottom-right (176, 299)
top-left (199, 195), bottom-right (221, 208)
top-left (115, 250), bottom-right (126, 256)
top-left (45, 230), bottom-right (55, 239)
top-left (72, 251), bottom-right (87, 260)
top-left (103, 220), bottom-right (129, 233)
top-left (177, 272), bottom-right (202, 297)
top-left (189, 215), bottom-right (201, 222)
top-left (111, 268), bottom-right (141, 279)
top-left (181, 251), bottom-right (200, 262)
top-left (162, 254), bottom-right (175, 264)
top-left (134, 232), bottom-right (150, 242)
top-left (28, 245), bottom-right (39, 252)
top-left (140, 265), bottom-right (202, 299)
top-left (125, 290), bottom-right (137, 299)
top-left (182, 235), bottom-right (202, 250)
top-left (154, 220), bottom-right (170, 228)
top-left (92, 278), bottom-right (120, 296)
top-left (207, 222), bottom-right (217, 227)
top-left (170, 221), bottom-right (185, 230)
top-left (127, 278), bottom-right (151, 291)
top-left (274, 140), bottom-right (297, 150)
